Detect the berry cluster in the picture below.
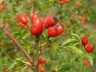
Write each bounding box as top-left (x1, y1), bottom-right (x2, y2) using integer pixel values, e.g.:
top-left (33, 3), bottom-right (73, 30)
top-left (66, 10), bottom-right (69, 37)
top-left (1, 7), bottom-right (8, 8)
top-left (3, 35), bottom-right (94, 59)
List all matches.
top-left (81, 37), bottom-right (95, 53)
top-left (17, 12), bottom-right (64, 37)
top-left (17, 13), bottom-right (28, 28)
top-left (30, 12), bottom-right (64, 37)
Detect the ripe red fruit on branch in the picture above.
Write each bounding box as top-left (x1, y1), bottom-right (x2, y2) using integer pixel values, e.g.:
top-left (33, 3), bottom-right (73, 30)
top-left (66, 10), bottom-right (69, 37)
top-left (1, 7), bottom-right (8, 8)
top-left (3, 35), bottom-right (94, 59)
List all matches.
top-left (31, 12), bottom-right (40, 24)
top-left (44, 14), bottom-right (58, 28)
top-left (4, 68), bottom-right (9, 72)
top-left (48, 27), bottom-right (58, 37)
top-left (85, 44), bottom-right (94, 53)
top-left (48, 24), bottom-right (64, 37)
top-left (59, 0), bottom-right (64, 5)
top-left (30, 19), bottom-right (43, 36)
top-left (64, 0), bottom-right (69, 3)
top-left (56, 24), bottom-right (64, 35)
top-left (18, 13), bottom-right (28, 25)
top-left (40, 58), bottom-right (46, 64)
top-left (74, 1), bottom-right (80, 7)
top-left (83, 58), bottom-right (90, 66)
top-left (0, 2), bottom-right (2, 11)
top-left (80, 17), bottom-right (86, 24)
top-left (81, 37), bottom-right (88, 46)
top-left (40, 64), bottom-right (45, 72)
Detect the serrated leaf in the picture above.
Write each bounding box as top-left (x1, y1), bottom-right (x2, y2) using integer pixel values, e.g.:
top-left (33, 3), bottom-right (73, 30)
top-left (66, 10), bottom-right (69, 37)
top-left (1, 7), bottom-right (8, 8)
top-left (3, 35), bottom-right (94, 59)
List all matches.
top-left (71, 34), bottom-right (80, 40)
top-left (68, 46), bottom-right (84, 57)
top-left (62, 39), bottom-right (75, 46)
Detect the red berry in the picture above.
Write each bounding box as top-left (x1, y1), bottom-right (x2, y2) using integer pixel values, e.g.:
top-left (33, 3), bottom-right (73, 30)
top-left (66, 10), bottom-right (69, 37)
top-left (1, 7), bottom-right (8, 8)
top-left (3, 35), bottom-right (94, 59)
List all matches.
top-left (59, 0), bottom-right (64, 5)
top-left (81, 37), bottom-right (88, 46)
top-left (85, 44), bottom-right (94, 53)
top-left (56, 24), bottom-right (64, 35)
top-left (83, 58), bottom-right (90, 66)
top-left (4, 68), bottom-right (9, 72)
top-left (0, 2), bottom-right (2, 11)
top-left (44, 14), bottom-right (58, 28)
top-left (40, 64), bottom-right (45, 72)
top-left (80, 17), bottom-right (86, 24)
top-left (40, 58), bottom-right (46, 64)
top-left (75, 1), bottom-right (80, 7)
top-left (48, 27), bottom-right (58, 37)
top-left (93, 1), bottom-right (96, 5)
top-left (31, 12), bottom-right (40, 24)
top-left (30, 19), bottom-right (43, 36)
top-left (64, 0), bottom-right (69, 3)
top-left (18, 13), bottom-right (28, 25)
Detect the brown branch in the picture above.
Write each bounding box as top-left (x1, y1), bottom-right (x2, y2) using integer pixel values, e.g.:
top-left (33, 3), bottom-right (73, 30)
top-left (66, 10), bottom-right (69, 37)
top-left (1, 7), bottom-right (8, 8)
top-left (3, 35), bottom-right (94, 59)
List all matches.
top-left (34, 36), bottom-right (41, 72)
top-left (0, 24), bottom-right (34, 65)
top-left (30, 0), bottom-right (34, 17)
top-left (90, 64), bottom-right (96, 72)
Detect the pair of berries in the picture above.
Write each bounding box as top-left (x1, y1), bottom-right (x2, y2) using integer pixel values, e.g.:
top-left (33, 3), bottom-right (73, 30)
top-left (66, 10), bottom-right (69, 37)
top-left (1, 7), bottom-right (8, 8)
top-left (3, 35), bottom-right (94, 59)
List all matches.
top-left (81, 37), bottom-right (95, 53)
top-left (18, 13), bottom-right (28, 28)
top-left (30, 12), bottom-right (43, 36)
top-left (59, 0), bottom-right (69, 5)
top-left (39, 58), bottom-right (46, 72)
top-left (30, 12), bottom-right (64, 37)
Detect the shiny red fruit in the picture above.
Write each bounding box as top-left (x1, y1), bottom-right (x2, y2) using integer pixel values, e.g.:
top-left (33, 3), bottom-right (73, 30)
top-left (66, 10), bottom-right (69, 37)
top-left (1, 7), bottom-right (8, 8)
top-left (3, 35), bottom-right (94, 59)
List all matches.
top-left (18, 13), bottom-right (28, 25)
top-left (85, 44), bottom-right (94, 53)
top-left (81, 37), bottom-right (88, 46)
top-left (56, 24), bottom-right (64, 35)
top-left (80, 17), bottom-right (86, 24)
top-left (4, 68), bottom-right (9, 72)
top-left (31, 12), bottom-right (40, 24)
top-left (40, 58), bottom-right (46, 64)
top-left (0, 2), bottom-right (2, 11)
top-left (44, 14), bottom-right (58, 28)
top-left (64, 0), bottom-right (69, 3)
top-left (48, 27), bottom-right (58, 37)
top-left (30, 19), bottom-right (43, 36)
top-left (83, 58), bottom-right (90, 66)
top-left (40, 64), bottom-right (45, 72)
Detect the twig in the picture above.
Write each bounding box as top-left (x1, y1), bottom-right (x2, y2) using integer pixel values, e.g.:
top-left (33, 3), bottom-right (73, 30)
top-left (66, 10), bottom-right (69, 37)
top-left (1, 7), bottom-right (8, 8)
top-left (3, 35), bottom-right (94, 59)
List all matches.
top-left (0, 24), bottom-right (34, 65)
top-left (90, 64), bottom-right (96, 72)
top-left (30, 0), bottom-right (34, 17)
top-left (34, 36), bottom-right (41, 72)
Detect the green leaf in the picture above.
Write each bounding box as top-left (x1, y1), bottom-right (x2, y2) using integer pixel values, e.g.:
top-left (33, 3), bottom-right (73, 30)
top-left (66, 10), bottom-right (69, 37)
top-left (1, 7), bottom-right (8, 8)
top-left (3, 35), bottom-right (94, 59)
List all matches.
top-left (71, 34), bottom-right (80, 41)
top-left (62, 39), bottom-right (75, 46)
top-left (58, 63), bottom-right (72, 72)
top-left (68, 46), bottom-right (84, 57)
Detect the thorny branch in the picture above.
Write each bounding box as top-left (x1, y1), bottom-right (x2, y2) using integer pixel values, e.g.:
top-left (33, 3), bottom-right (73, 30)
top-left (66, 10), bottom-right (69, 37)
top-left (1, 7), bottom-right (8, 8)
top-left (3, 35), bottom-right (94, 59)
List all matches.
top-left (0, 24), bottom-right (34, 66)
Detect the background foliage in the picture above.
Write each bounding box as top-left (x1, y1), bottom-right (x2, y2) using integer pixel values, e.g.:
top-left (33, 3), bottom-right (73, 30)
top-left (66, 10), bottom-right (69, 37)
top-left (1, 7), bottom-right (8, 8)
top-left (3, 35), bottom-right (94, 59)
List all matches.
top-left (0, 0), bottom-right (96, 72)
